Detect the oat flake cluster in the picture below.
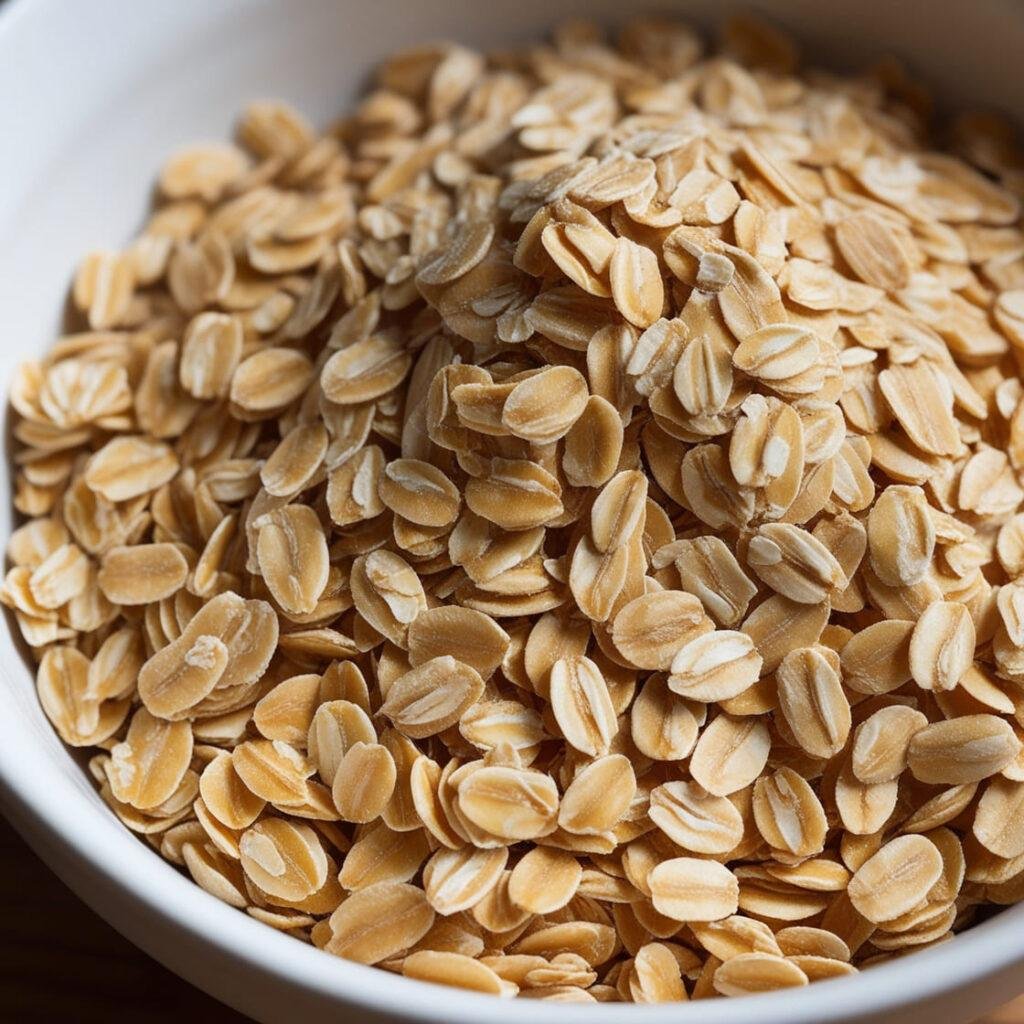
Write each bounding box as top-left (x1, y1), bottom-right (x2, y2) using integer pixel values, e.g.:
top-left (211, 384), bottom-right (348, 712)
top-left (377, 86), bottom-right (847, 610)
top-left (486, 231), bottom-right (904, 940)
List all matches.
top-left (9, 14), bottom-right (1024, 1004)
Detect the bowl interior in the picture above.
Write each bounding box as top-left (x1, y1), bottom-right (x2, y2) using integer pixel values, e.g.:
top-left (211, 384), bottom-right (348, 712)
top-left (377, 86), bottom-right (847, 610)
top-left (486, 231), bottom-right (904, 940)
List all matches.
top-left (2, 1), bottom-right (1024, 1022)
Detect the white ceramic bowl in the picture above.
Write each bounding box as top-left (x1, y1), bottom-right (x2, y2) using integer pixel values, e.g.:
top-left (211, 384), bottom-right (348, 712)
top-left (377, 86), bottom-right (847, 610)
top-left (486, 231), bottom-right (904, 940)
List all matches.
top-left (3, 1), bottom-right (1024, 1021)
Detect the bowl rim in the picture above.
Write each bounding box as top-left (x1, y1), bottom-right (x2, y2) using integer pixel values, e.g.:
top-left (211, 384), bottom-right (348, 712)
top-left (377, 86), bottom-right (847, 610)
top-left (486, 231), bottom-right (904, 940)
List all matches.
top-left (1, 0), bottom-right (1024, 1021)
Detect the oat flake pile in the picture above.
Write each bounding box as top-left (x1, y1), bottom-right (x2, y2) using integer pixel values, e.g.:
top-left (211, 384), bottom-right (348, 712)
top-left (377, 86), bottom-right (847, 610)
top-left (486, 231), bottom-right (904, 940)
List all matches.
top-left (9, 13), bottom-right (1024, 1003)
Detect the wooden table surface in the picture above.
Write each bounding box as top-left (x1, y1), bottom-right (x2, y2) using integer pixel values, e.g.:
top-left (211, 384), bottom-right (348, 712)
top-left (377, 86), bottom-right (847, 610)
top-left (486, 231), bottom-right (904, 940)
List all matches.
top-left (0, 814), bottom-right (248, 1023)
top-left (0, 809), bottom-right (1020, 1022)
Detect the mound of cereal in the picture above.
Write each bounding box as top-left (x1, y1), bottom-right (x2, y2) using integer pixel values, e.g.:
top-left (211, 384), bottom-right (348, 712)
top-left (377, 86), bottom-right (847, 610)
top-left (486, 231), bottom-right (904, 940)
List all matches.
top-left (8, 13), bottom-right (1024, 1003)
